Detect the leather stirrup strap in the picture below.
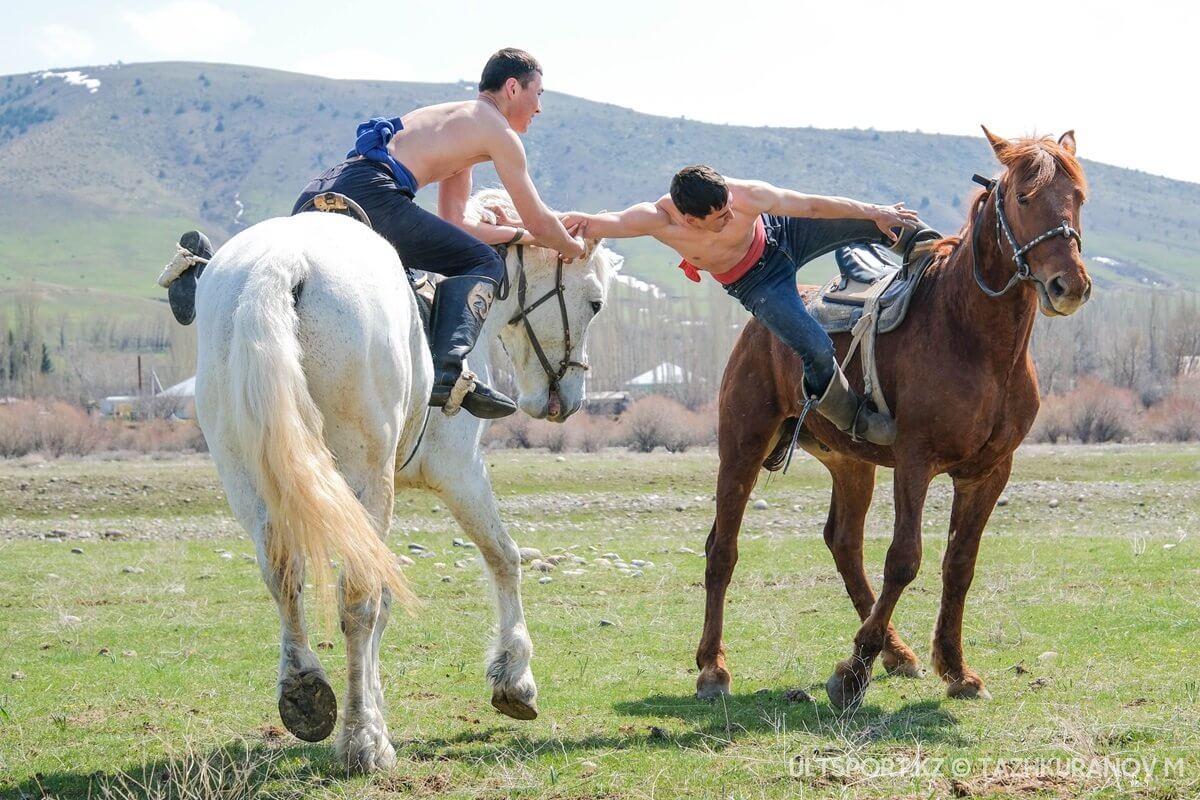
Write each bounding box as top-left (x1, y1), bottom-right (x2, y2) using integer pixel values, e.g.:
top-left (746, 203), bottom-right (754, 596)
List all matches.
top-left (839, 269), bottom-right (899, 417)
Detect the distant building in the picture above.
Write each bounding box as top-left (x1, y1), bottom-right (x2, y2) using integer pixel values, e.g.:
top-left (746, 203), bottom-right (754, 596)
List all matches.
top-left (99, 375), bottom-right (195, 420)
top-left (625, 362), bottom-right (691, 389)
top-left (584, 391), bottom-right (631, 417)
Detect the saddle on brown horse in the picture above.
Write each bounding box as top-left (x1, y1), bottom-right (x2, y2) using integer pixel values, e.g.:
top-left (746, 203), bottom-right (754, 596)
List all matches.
top-left (806, 231), bottom-right (942, 337)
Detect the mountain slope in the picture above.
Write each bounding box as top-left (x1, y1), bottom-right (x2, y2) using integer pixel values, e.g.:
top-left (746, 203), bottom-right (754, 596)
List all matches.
top-left (1, 61), bottom-right (1197, 315)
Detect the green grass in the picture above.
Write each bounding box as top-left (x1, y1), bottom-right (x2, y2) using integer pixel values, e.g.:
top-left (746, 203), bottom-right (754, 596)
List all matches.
top-left (1, 446), bottom-right (1198, 798)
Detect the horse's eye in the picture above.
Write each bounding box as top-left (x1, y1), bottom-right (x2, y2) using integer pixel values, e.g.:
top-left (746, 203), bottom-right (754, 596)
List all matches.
top-left (1016, 193), bottom-right (1029, 206)
top-left (590, 301), bottom-right (603, 315)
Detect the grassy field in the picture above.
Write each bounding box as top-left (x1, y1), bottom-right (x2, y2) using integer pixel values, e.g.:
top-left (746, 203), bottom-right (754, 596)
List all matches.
top-left (1, 445), bottom-right (1198, 799)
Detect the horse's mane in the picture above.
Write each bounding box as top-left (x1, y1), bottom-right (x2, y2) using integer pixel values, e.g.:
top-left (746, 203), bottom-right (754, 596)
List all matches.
top-left (929, 135), bottom-right (1088, 261)
top-left (465, 188), bottom-right (618, 289)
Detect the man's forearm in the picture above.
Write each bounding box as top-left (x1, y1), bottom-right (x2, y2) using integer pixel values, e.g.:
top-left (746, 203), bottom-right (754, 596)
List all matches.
top-left (455, 218), bottom-right (525, 246)
top-left (525, 211), bottom-right (579, 252)
top-left (803, 195), bottom-right (879, 221)
top-left (574, 212), bottom-right (636, 239)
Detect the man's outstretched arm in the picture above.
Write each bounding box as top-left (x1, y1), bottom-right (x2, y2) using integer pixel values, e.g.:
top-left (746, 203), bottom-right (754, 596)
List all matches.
top-left (559, 202), bottom-right (669, 240)
top-left (492, 131), bottom-right (584, 259)
top-left (735, 179), bottom-right (920, 239)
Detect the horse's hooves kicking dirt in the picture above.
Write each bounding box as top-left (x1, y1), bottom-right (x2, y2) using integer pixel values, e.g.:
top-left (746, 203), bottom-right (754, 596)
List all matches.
top-left (491, 692), bottom-right (538, 720)
top-left (279, 670), bottom-right (338, 742)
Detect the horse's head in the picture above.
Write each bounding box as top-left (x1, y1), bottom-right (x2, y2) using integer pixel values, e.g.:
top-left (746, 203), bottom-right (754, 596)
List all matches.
top-left (467, 190), bottom-right (616, 422)
top-left (981, 126), bottom-right (1092, 316)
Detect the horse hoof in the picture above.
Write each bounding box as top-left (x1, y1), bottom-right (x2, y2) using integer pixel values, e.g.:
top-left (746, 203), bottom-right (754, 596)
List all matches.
top-left (947, 680), bottom-right (992, 701)
top-left (279, 670), bottom-right (338, 742)
top-left (491, 690), bottom-right (539, 720)
top-left (695, 667), bottom-right (732, 700)
top-left (825, 672), bottom-right (866, 711)
top-left (695, 681), bottom-right (731, 701)
top-left (885, 660), bottom-right (926, 679)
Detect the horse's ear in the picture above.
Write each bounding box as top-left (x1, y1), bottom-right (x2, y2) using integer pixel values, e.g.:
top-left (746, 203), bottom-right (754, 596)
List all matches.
top-left (1058, 130), bottom-right (1077, 155)
top-left (981, 125), bottom-right (1010, 159)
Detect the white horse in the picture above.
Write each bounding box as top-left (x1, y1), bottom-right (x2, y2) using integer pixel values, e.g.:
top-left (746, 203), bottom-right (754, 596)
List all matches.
top-left (194, 190), bottom-right (615, 771)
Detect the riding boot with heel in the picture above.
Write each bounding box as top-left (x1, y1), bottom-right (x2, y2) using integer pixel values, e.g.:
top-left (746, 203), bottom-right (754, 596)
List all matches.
top-left (428, 276), bottom-right (518, 419)
top-left (815, 365), bottom-right (897, 446)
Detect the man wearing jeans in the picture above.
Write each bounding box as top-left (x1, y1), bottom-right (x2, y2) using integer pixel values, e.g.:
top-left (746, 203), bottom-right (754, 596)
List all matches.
top-left (292, 48), bottom-right (584, 419)
top-left (562, 166), bottom-right (921, 444)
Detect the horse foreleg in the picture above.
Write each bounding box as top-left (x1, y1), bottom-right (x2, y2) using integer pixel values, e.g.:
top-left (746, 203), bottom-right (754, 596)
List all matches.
top-left (435, 466), bottom-right (537, 720)
top-left (931, 457), bottom-right (1012, 700)
top-left (826, 459), bottom-right (932, 709)
top-left (821, 457), bottom-right (923, 678)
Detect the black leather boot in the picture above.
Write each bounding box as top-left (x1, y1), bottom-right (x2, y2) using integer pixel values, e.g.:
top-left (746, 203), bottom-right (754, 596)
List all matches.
top-left (428, 276), bottom-right (517, 419)
top-left (816, 366), bottom-right (897, 446)
top-left (167, 230), bottom-right (213, 325)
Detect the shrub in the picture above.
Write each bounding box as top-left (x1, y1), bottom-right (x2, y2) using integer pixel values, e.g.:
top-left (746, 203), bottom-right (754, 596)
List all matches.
top-left (0, 401), bottom-right (105, 457)
top-left (1029, 394), bottom-right (1071, 443)
top-left (1143, 391), bottom-right (1200, 442)
top-left (576, 415), bottom-right (618, 453)
top-left (619, 396), bottom-right (707, 453)
top-left (486, 413), bottom-right (535, 449)
top-left (1065, 378), bottom-right (1138, 443)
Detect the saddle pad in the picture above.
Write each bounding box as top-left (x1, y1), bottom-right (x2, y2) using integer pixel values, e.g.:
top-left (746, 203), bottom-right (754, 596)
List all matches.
top-left (806, 246), bottom-right (935, 336)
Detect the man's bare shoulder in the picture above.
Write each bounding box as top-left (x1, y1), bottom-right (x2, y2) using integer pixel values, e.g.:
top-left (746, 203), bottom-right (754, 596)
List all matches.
top-left (727, 179), bottom-right (775, 211)
top-left (655, 196), bottom-right (684, 226)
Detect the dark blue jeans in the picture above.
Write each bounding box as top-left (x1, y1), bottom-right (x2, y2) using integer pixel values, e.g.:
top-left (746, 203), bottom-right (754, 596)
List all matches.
top-left (724, 215), bottom-right (889, 394)
top-left (292, 159), bottom-right (504, 283)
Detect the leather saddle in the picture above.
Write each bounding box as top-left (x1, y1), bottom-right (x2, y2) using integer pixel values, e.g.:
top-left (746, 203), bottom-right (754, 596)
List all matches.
top-left (295, 191), bottom-right (373, 227)
top-left (806, 230), bottom-right (941, 336)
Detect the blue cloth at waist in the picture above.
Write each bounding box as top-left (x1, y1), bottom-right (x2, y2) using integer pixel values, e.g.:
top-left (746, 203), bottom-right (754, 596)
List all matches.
top-left (346, 116), bottom-right (419, 194)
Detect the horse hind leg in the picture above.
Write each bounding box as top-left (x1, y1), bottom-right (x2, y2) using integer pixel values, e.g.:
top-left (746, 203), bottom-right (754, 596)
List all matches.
top-left (225, 461), bottom-right (337, 743)
top-left (826, 459), bottom-right (932, 710)
top-left (821, 456), bottom-right (923, 679)
top-left (267, 545), bottom-right (338, 743)
top-left (332, 464), bottom-right (400, 773)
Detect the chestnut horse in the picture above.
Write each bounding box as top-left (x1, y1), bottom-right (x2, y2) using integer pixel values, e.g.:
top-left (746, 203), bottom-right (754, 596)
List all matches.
top-left (696, 128), bottom-right (1091, 710)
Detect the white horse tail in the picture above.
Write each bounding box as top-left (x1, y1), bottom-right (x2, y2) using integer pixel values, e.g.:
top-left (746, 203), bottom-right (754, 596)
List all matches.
top-left (227, 251), bottom-right (415, 611)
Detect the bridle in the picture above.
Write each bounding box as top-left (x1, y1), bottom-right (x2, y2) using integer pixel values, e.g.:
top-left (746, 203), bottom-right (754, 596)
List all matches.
top-left (495, 243), bottom-right (589, 394)
top-left (969, 173), bottom-right (1082, 301)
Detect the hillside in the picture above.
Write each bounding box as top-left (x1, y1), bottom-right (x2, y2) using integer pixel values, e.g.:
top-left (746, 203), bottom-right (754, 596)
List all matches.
top-left (2, 61), bottom-right (1198, 318)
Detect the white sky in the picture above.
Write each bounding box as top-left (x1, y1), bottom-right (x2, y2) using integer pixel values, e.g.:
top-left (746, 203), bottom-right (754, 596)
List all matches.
top-left (5, 0), bottom-right (1197, 183)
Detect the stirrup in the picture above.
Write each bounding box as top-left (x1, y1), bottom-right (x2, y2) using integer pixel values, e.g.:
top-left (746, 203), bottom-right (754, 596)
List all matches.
top-left (441, 369), bottom-right (478, 417)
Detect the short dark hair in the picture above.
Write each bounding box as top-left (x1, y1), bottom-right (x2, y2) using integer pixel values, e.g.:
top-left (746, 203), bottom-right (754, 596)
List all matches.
top-left (670, 165), bottom-right (728, 218)
top-left (479, 48), bottom-right (542, 92)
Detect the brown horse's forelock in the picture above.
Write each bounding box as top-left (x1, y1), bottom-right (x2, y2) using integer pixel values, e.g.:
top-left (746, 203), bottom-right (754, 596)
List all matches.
top-left (999, 137), bottom-right (1088, 200)
top-left (929, 136), bottom-right (1087, 261)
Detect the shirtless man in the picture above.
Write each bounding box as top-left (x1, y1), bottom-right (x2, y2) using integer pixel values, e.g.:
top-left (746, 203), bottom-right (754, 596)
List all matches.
top-left (562, 166), bottom-right (922, 444)
top-left (292, 48), bottom-right (585, 419)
